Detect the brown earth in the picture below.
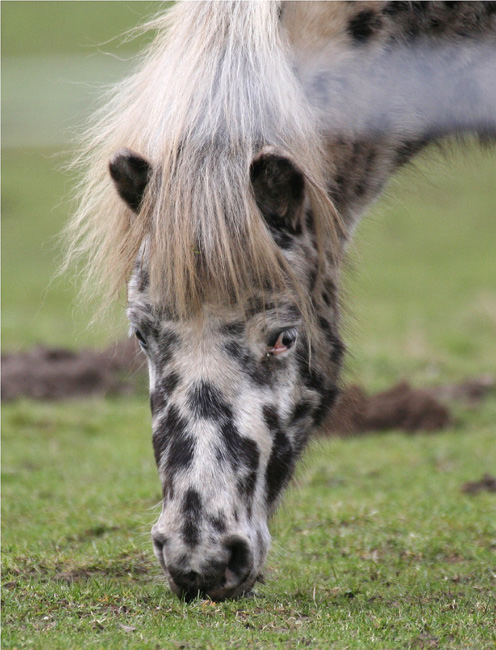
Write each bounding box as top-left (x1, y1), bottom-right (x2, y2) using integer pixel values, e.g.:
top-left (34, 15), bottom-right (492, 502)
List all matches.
top-left (461, 473), bottom-right (496, 494)
top-left (322, 375), bottom-right (494, 435)
top-left (1, 341), bottom-right (493, 434)
top-left (1, 339), bottom-right (144, 401)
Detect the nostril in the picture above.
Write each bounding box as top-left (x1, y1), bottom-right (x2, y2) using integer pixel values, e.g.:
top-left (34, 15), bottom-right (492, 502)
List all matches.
top-left (168, 566), bottom-right (202, 599)
top-left (152, 532), bottom-right (168, 553)
top-left (225, 536), bottom-right (251, 581)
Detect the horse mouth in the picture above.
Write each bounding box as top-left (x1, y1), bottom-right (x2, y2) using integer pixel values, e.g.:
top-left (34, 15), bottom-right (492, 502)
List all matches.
top-left (166, 571), bottom-right (257, 602)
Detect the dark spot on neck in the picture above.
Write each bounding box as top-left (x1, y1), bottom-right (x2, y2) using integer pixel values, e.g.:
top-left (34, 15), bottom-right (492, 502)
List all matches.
top-left (348, 10), bottom-right (382, 44)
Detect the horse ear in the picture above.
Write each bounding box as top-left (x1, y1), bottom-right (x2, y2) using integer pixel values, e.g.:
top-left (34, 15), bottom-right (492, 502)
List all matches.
top-left (250, 147), bottom-right (305, 229)
top-left (108, 148), bottom-right (152, 213)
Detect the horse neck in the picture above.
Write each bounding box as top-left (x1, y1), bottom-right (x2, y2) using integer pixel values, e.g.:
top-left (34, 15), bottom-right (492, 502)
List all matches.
top-left (282, 1), bottom-right (496, 233)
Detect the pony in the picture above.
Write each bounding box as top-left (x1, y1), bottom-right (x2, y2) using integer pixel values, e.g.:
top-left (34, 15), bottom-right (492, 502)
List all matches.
top-left (65, 1), bottom-right (496, 600)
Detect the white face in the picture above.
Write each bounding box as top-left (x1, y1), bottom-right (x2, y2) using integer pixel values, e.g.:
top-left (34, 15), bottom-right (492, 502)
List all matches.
top-left (127, 270), bottom-right (343, 600)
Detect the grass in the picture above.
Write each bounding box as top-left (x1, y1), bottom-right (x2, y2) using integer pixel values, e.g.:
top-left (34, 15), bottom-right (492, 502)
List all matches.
top-left (2, 2), bottom-right (496, 647)
top-left (1, 147), bottom-right (126, 350)
top-left (344, 147), bottom-right (496, 388)
top-left (1, 2), bottom-right (159, 58)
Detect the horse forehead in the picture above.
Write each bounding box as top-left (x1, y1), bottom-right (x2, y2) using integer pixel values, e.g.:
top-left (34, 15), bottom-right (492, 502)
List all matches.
top-left (127, 292), bottom-right (301, 332)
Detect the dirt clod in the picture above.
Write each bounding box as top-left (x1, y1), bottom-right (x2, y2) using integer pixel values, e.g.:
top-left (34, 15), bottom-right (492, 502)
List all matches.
top-left (1, 339), bottom-right (143, 401)
top-left (461, 473), bottom-right (496, 494)
top-left (324, 381), bottom-right (452, 435)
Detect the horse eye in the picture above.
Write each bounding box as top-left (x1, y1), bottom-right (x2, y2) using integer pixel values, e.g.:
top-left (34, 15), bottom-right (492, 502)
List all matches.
top-left (281, 328), bottom-right (298, 348)
top-left (267, 327), bottom-right (298, 355)
top-left (135, 329), bottom-right (147, 349)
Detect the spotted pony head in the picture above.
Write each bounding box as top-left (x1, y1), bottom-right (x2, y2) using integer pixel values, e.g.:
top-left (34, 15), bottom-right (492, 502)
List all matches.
top-left (110, 147), bottom-right (344, 600)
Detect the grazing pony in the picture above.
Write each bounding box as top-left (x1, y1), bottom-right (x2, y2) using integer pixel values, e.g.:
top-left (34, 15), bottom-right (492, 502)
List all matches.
top-left (66, 2), bottom-right (495, 600)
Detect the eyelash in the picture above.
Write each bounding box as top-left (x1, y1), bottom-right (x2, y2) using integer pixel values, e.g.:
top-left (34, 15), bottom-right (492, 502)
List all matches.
top-left (135, 329), bottom-right (147, 349)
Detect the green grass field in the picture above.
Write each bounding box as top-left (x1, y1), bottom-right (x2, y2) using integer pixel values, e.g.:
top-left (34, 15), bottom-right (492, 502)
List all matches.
top-left (2, 3), bottom-right (496, 648)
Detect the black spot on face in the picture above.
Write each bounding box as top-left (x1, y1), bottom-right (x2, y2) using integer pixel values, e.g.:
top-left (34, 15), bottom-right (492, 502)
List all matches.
top-left (160, 405), bottom-right (195, 476)
top-left (220, 419), bottom-right (260, 476)
top-left (222, 341), bottom-right (270, 386)
top-left (313, 386), bottom-right (339, 427)
top-left (290, 400), bottom-right (313, 424)
top-left (348, 10), bottom-right (382, 44)
top-left (263, 405), bottom-right (294, 505)
top-left (262, 404), bottom-right (279, 433)
top-left (162, 371), bottom-right (180, 396)
top-left (208, 514), bottom-right (227, 534)
top-left (297, 350), bottom-right (325, 393)
top-left (150, 371), bottom-right (181, 416)
top-left (224, 339), bottom-right (243, 361)
top-left (217, 416), bottom-right (260, 517)
top-left (152, 409), bottom-right (173, 466)
top-left (182, 489), bottom-right (202, 547)
top-left (187, 381), bottom-right (232, 420)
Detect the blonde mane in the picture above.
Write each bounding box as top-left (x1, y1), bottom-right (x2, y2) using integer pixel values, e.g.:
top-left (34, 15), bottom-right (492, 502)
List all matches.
top-left (65, 1), bottom-right (340, 320)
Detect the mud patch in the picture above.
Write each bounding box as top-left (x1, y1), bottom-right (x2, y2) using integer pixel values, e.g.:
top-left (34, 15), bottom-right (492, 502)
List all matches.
top-left (324, 381), bottom-right (450, 434)
top-left (1, 339), bottom-right (144, 401)
top-left (461, 473), bottom-right (496, 494)
top-left (322, 378), bottom-right (494, 435)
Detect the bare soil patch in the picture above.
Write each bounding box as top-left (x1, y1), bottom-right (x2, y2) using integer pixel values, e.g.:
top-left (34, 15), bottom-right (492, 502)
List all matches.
top-left (461, 473), bottom-right (496, 494)
top-left (2, 341), bottom-right (493, 434)
top-left (1, 339), bottom-right (143, 401)
top-left (322, 376), bottom-right (494, 435)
